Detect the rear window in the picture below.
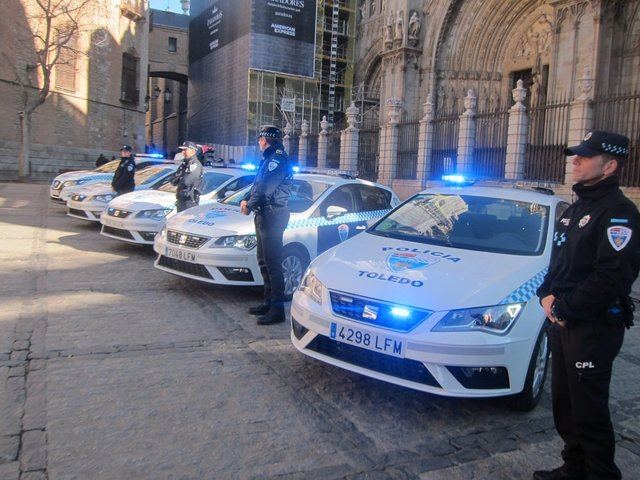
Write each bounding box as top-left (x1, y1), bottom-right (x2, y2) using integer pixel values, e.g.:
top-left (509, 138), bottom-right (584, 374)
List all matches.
top-left (221, 179), bottom-right (331, 213)
top-left (371, 194), bottom-right (550, 256)
top-left (135, 167), bottom-right (174, 186)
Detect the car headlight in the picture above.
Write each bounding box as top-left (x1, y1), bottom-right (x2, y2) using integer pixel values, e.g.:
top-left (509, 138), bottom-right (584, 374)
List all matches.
top-left (94, 194), bottom-right (116, 203)
top-left (62, 180), bottom-right (77, 188)
top-left (299, 269), bottom-right (324, 305)
top-left (213, 235), bottom-right (257, 250)
top-left (159, 226), bottom-right (167, 238)
top-left (136, 208), bottom-right (173, 220)
top-left (432, 303), bottom-right (525, 335)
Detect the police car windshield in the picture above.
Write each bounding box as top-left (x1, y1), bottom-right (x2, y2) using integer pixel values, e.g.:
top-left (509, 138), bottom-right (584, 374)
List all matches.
top-left (94, 161), bottom-right (119, 173)
top-left (371, 194), bottom-right (550, 256)
top-left (135, 166), bottom-right (174, 186)
top-left (222, 179), bottom-right (331, 213)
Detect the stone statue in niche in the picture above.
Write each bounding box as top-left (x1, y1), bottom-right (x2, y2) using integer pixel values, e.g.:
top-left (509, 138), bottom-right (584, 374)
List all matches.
top-left (394, 10), bottom-right (404, 45)
top-left (359, 1), bottom-right (367, 21)
top-left (384, 10), bottom-right (394, 48)
top-left (409, 11), bottom-right (421, 38)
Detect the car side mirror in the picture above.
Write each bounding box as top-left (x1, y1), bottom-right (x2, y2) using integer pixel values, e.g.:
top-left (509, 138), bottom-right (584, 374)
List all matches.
top-left (326, 205), bottom-right (348, 219)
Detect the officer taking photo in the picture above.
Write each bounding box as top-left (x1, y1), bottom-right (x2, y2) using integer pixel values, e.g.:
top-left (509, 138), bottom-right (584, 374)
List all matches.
top-left (534, 131), bottom-right (639, 480)
top-left (111, 145), bottom-right (136, 196)
top-left (241, 125), bottom-right (293, 325)
top-left (172, 141), bottom-right (203, 213)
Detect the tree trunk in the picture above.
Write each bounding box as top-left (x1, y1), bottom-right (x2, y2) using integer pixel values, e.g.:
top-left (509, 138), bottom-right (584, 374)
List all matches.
top-left (18, 113), bottom-right (31, 180)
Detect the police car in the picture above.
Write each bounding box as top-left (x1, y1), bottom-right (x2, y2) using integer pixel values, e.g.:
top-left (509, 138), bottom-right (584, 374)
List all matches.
top-left (99, 166), bottom-right (256, 244)
top-left (51, 154), bottom-right (172, 203)
top-left (291, 179), bottom-right (569, 410)
top-left (153, 171), bottom-right (400, 295)
top-left (66, 164), bottom-right (178, 222)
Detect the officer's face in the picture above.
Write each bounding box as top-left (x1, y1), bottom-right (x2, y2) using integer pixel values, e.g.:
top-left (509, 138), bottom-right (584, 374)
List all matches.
top-left (185, 147), bottom-right (196, 158)
top-left (258, 136), bottom-right (268, 152)
top-left (572, 154), bottom-right (617, 185)
top-left (120, 149), bottom-right (131, 158)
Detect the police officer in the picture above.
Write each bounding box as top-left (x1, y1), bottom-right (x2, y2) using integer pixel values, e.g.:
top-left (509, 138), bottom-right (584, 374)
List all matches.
top-left (241, 125), bottom-right (293, 325)
top-left (111, 145), bottom-right (136, 196)
top-left (535, 131), bottom-right (639, 480)
top-left (172, 141), bottom-right (203, 212)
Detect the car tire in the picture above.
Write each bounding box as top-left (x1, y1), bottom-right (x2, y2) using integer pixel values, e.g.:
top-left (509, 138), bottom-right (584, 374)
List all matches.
top-left (504, 321), bottom-right (550, 412)
top-left (281, 245), bottom-right (310, 298)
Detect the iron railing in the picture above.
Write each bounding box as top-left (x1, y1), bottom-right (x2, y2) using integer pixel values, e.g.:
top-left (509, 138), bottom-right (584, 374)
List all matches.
top-left (396, 120), bottom-right (420, 179)
top-left (358, 126), bottom-right (379, 181)
top-left (473, 108), bottom-right (509, 179)
top-left (524, 97), bottom-right (570, 183)
top-left (593, 92), bottom-right (640, 187)
top-left (430, 113), bottom-right (460, 179)
top-left (306, 135), bottom-right (318, 167)
top-left (326, 131), bottom-right (341, 168)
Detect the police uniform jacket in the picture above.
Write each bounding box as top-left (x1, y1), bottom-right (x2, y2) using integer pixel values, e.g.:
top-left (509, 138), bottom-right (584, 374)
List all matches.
top-left (244, 144), bottom-right (292, 211)
top-left (172, 155), bottom-right (203, 199)
top-left (111, 157), bottom-right (135, 193)
top-left (537, 176), bottom-right (640, 326)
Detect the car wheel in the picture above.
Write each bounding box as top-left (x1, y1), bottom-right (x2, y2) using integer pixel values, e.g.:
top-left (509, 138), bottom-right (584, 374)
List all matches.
top-left (505, 321), bottom-right (550, 412)
top-left (281, 245), bottom-right (309, 297)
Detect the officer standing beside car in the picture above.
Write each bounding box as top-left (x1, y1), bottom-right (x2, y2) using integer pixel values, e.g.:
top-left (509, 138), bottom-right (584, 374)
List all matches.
top-left (111, 145), bottom-right (136, 196)
top-left (534, 131), bottom-right (639, 480)
top-left (172, 141), bottom-right (203, 213)
top-left (240, 125), bottom-right (293, 325)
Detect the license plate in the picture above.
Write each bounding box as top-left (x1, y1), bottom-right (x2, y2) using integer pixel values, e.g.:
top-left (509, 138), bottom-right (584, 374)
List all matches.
top-left (106, 219), bottom-right (126, 229)
top-left (165, 246), bottom-right (197, 263)
top-left (330, 323), bottom-right (404, 358)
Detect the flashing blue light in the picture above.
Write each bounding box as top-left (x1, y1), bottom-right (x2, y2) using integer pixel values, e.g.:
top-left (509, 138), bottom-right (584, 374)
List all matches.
top-left (148, 153), bottom-right (164, 158)
top-left (241, 163), bottom-right (257, 171)
top-left (442, 174), bottom-right (475, 186)
top-left (292, 166), bottom-right (300, 173)
top-left (391, 307), bottom-right (411, 319)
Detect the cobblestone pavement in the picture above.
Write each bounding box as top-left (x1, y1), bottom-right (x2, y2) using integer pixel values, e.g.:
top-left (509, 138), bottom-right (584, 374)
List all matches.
top-left (1, 182), bottom-right (639, 480)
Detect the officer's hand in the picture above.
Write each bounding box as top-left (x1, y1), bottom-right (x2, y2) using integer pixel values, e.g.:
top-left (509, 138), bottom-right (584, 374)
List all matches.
top-left (240, 200), bottom-right (250, 216)
top-left (541, 294), bottom-right (555, 319)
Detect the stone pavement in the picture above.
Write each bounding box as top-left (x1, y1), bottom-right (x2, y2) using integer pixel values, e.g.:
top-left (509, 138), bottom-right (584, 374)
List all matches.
top-left (0, 181), bottom-right (639, 480)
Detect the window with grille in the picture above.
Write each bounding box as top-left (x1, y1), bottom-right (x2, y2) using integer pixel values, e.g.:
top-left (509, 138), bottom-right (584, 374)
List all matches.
top-left (168, 37), bottom-right (177, 52)
top-left (120, 52), bottom-right (139, 105)
top-left (55, 36), bottom-right (78, 92)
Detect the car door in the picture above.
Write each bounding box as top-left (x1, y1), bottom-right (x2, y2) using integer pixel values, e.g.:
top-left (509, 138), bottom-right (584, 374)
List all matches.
top-left (214, 174), bottom-right (255, 200)
top-left (314, 184), bottom-right (367, 255)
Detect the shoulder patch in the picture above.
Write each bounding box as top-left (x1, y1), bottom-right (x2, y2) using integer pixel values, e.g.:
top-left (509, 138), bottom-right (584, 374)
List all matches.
top-left (127, 164), bottom-right (134, 172)
top-left (607, 226), bottom-right (632, 251)
top-left (189, 163), bottom-right (197, 172)
top-left (268, 161), bottom-right (279, 171)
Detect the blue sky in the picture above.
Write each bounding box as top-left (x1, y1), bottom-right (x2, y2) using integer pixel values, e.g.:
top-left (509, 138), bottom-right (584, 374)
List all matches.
top-left (150, 0), bottom-right (187, 14)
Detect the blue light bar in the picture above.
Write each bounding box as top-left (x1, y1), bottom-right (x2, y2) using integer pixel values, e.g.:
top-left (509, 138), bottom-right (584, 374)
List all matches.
top-left (391, 307), bottom-right (411, 319)
top-left (292, 166), bottom-right (300, 173)
top-left (148, 153), bottom-right (164, 158)
top-left (442, 174), bottom-right (475, 186)
top-left (241, 163), bottom-right (257, 171)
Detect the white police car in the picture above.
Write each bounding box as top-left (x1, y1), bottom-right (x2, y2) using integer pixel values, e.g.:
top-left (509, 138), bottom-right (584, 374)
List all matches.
top-left (52, 154), bottom-right (172, 203)
top-left (99, 167), bottom-right (256, 244)
top-left (153, 171), bottom-right (399, 295)
top-left (66, 165), bottom-right (178, 222)
top-left (291, 181), bottom-right (569, 410)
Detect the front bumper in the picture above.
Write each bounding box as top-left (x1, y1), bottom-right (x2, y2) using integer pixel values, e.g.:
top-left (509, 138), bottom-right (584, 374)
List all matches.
top-left (66, 199), bottom-right (106, 222)
top-left (290, 290), bottom-right (536, 398)
top-left (153, 234), bottom-right (262, 286)
top-left (100, 214), bottom-right (163, 244)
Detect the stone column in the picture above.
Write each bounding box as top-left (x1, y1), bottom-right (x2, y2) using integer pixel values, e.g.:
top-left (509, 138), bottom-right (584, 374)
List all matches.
top-left (377, 99), bottom-right (402, 184)
top-left (505, 80), bottom-right (529, 180)
top-left (282, 122), bottom-right (292, 156)
top-left (565, 65), bottom-right (594, 182)
top-left (298, 119), bottom-right (309, 166)
top-left (417, 93), bottom-right (435, 188)
top-left (317, 116), bottom-right (329, 169)
top-left (456, 89), bottom-right (477, 176)
top-left (340, 102), bottom-right (360, 172)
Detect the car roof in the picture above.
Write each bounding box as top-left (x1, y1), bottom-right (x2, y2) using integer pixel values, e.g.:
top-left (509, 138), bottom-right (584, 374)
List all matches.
top-left (292, 173), bottom-right (394, 192)
top-left (417, 184), bottom-right (565, 205)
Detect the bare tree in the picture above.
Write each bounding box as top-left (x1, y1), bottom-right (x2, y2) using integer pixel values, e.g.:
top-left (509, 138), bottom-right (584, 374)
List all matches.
top-left (2, 0), bottom-right (99, 179)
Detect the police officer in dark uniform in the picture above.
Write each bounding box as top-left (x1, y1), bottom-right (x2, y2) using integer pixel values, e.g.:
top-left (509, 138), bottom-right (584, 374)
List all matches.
top-left (172, 141), bottom-right (203, 212)
top-left (241, 125), bottom-right (293, 325)
top-left (534, 131), bottom-right (639, 480)
top-left (111, 145), bottom-right (136, 196)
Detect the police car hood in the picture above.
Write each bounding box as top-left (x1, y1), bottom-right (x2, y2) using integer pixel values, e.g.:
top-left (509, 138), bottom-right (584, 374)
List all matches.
top-left (164, 203), bottom-right (246, 237)
top-left (54, 170), bottom-right (96, 182)
top-left (314, 232), bottom-right (548, 311)
top-left (108, 190), bottom-right (177, 211)
top-left (69, 183), bottom-right (116, 196)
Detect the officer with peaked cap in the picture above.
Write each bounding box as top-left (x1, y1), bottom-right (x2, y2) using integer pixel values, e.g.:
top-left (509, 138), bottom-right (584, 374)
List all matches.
top-left (241, 125), bottom-right (293, 325)
top-left (172, 141), bottom-right (203, 212)
top-left (111, 145), bottom-right (136, 196)
top-left (535, 131), bottom-right (639, 480)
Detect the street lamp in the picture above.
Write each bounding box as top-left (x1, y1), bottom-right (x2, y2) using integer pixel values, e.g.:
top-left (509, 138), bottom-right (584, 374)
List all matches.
top-left (152, 85), bottom-right (161, 99)
top-left (164, 87), bottom-right (172, 103)
top-left (144, 94), bottom-right (150, 111)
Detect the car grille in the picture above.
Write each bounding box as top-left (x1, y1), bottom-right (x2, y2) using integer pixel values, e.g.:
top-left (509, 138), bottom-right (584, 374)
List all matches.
top-left (306, 335), bottom-right (441, 388)
top-left (102, 226), bottom-right (134, 240)
top-left (329, 291), bottom-right (432, 333)
top-left (107, 207), bottom-right (132, 218)
top-left (157, 255), bottom-right (213, 279)
top-left (68, 208), bottom-right (88, 218)
top-left (166, 230), bottom-right (209, 249)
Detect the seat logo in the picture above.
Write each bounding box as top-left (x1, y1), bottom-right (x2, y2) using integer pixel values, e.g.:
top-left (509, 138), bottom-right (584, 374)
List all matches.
top-left (179, 234), bottom-right (188, 244)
